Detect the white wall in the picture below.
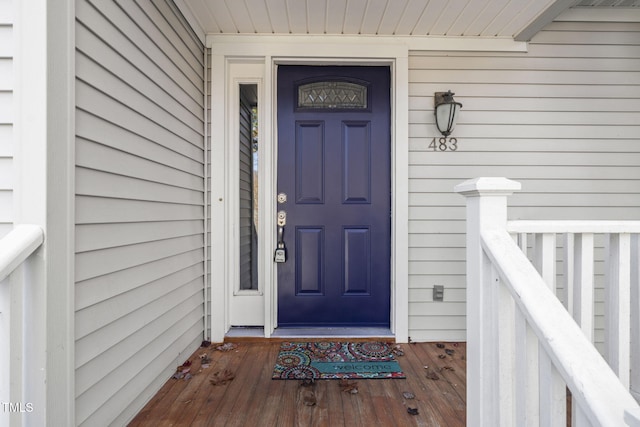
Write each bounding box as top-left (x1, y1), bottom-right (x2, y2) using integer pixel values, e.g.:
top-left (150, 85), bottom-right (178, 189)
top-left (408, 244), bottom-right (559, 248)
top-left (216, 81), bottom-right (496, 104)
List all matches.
top-left (407, 18), bottom-right (640, 342)
top-left (74, 0), bottom-right (205, 425)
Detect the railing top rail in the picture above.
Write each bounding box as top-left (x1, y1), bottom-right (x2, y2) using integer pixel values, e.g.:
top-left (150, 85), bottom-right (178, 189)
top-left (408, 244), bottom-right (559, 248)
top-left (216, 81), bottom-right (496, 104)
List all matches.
top-left (481, 228), bottom-right (640, 426)
top-left (507, 220), bottom-right (640, 234)
top-left (0, 224), bottom-right (44, 282)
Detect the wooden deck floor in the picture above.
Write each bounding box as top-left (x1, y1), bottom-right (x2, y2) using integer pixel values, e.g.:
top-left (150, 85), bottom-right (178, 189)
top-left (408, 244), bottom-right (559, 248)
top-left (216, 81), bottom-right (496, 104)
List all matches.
top-left (128, 340), bottom-right (466, 427)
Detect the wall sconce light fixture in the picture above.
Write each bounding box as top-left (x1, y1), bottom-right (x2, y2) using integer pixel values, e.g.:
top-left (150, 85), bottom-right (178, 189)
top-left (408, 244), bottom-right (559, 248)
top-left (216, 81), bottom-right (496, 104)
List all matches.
top-left (434, 90), bottom-right (462, 137)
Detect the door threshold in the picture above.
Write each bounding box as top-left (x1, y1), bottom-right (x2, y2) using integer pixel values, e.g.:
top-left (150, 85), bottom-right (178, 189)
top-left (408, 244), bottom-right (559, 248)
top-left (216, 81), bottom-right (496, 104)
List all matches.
top-left (225, 326), bottom-right (394, 342)
top-left (273, 327), bottom-right (393, 338)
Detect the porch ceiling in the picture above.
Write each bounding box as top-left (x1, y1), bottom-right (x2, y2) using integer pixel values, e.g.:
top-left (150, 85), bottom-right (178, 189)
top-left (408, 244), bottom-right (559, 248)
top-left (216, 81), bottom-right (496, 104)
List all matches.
top-left (181, 0), bottom-right (640, 40)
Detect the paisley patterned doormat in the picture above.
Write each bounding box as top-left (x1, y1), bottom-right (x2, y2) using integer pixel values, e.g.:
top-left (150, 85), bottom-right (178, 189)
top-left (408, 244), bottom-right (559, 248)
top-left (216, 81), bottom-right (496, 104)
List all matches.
top-left (272, 341), bottom-right (405, 380)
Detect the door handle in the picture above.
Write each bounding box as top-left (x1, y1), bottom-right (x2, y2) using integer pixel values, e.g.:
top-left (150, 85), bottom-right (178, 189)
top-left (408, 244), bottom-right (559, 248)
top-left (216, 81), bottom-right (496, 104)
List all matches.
top-left (277, 224), bottom-right (285, 245)
top-left (274, 210), bottom-right (287, 263)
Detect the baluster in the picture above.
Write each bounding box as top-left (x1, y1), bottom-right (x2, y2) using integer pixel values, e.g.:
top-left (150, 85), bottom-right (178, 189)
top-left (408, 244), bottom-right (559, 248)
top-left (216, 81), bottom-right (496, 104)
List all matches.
top-left (574, 404), bottom-right (593, 427)
top-left (498, 264), bottom-right (516, 426)
top-left (534, 233), bottom-right (556, 294)
top-left (519, 233), bottom-right (528, 256)
top-left (533, 232), bottom-right (565, 423)
top-left (630, 234), bottom-right (639, 400)
top-left (515, 310), bottom-right (539, 427)
top-left (9, 264), bottom-right (25, 427)
top-left (564, 233), bottom-right (574, 315)
top-left (572, 232), bottom-right (594, 427)
top-left (0, 277), bottom-right (9, 427)
top-left (573, 233), bottom-right (594, 341)
top-left (604, 233), bottom-right (631, 389)
top-left (539, 350), bottom-right (566, 427)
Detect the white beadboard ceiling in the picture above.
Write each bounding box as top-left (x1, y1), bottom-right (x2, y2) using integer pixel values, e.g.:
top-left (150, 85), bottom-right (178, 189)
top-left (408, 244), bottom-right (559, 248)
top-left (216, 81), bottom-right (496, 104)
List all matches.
top-left (181, 0), bottom-right (640, 40)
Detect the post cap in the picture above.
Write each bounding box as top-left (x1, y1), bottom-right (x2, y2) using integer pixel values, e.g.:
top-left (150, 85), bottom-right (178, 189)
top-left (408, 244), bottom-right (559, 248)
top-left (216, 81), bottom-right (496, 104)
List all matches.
top-left (454, 177), bottom-right (521, 196)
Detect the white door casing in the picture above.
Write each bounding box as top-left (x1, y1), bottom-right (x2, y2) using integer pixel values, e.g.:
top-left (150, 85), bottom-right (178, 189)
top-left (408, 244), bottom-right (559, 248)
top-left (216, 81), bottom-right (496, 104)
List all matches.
top-left (208, 35), bottom-right (411, 342)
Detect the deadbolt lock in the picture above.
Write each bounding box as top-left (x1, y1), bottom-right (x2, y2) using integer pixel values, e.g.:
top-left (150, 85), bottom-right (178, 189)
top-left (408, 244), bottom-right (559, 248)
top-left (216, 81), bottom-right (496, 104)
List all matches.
top-left (277, 211), bottom-right (286, 227)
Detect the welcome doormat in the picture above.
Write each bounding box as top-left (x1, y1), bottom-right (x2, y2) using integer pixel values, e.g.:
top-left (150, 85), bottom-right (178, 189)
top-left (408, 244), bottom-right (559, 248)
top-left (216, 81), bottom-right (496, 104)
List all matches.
top-left (272, 342), bottom-right (405, 380)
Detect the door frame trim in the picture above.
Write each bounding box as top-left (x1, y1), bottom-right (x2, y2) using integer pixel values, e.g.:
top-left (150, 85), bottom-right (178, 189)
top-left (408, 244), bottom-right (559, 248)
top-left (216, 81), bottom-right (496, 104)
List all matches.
top-left (275, 64), bottom-right (393, 327)
top-left (208, 35), bottom-right (409, 342)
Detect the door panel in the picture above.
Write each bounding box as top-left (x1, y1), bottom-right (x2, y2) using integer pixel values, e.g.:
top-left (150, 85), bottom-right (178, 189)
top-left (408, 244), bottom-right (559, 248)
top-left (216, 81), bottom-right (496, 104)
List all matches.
top-left (342, 122), bottom-right (371, 203)
top-left (343, 227), bottom-right (371, 295)
top-left (277, 65), bottom-right (390, 327)
top-left (295, 227), bottom-right (324, 295)
top-left (295, 121), bottom-right (324, 203)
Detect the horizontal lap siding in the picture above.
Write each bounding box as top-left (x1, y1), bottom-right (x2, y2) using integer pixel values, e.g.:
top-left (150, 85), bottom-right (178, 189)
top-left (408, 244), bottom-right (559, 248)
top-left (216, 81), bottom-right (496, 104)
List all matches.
top-left (0, 0), bottom-right (12, 238)
top-left (75, 1), bottom-right (204, 425)
top-left (408, 20), bottom-right (640, 342)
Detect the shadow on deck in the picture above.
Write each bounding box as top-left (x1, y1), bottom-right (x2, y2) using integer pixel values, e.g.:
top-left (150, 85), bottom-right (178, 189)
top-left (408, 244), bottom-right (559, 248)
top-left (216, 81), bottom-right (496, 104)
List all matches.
top-left (128, 341), bottom-right (466, 426)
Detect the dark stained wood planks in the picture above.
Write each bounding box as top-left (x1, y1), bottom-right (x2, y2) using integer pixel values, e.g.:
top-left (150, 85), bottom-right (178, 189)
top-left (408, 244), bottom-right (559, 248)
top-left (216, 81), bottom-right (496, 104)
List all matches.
top-left (128, 341), bottom-right (466, 427)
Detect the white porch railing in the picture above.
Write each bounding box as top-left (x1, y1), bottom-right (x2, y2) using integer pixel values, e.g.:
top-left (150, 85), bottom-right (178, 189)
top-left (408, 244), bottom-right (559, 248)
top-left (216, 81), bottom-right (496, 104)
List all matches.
top-left (456, 178), bottom-right (640, 427)
top-left (507, 220), bottom-right (640, 401)
top-left (0, 225), bottom-right (44, 427)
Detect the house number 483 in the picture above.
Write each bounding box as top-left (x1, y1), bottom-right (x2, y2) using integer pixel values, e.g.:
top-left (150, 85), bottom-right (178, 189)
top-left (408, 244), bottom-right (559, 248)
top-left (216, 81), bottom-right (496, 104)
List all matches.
top-left (429, 137), bottom-right (458, 151)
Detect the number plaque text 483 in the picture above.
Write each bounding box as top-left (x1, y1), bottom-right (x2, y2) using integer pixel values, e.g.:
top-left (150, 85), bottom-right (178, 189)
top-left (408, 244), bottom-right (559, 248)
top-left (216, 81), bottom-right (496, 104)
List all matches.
top-left (429, 137), bottom-right (458, 151)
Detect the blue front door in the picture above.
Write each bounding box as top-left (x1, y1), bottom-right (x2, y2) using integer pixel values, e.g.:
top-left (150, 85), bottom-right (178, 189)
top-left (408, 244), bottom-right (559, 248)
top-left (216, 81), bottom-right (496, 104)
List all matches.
top-left (276, 65), bottom-right (391, 327)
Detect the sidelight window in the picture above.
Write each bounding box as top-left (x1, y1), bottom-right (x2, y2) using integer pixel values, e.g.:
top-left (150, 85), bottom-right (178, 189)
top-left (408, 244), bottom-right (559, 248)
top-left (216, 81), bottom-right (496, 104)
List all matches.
top-left (239, 84), bottom-right (258, 291)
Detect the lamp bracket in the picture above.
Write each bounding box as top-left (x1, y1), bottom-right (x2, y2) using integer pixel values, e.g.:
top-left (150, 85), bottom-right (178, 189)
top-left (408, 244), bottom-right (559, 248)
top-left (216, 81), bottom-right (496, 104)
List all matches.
top-left (434, 91), bottom-right (456, 106)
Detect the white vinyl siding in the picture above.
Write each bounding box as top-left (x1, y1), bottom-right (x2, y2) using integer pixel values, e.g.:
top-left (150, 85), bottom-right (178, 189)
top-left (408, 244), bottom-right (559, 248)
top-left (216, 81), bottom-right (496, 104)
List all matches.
top-left (0, 0), bottom-right (13, 238)
top-left (407, 19), bottom-right (640, 343)
top-left (74, 1), bottom-right (204, 425)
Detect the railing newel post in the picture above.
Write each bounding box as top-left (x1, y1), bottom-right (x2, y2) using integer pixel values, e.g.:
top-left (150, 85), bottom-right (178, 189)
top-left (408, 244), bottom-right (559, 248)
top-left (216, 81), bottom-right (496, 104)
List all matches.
top-left (455, 177), bottom-right (522, 427)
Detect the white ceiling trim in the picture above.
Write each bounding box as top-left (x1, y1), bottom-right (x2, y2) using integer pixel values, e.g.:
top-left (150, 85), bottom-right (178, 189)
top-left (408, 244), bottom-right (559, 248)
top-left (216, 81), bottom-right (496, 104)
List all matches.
top-left (206, 33), bottom-right (527, 52)
top-left (181, 0), bottom-right (640, 45)
top-left (173, 0), bottom-right (206, 44)
top-left (186, 0), bottom-right (562, 38)
top-left (406, 35), bottom-right (527, 52)
top-left (557, 7), bottom-right (640, 21)
top-left (515, 0), bottom-right (580, 41)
